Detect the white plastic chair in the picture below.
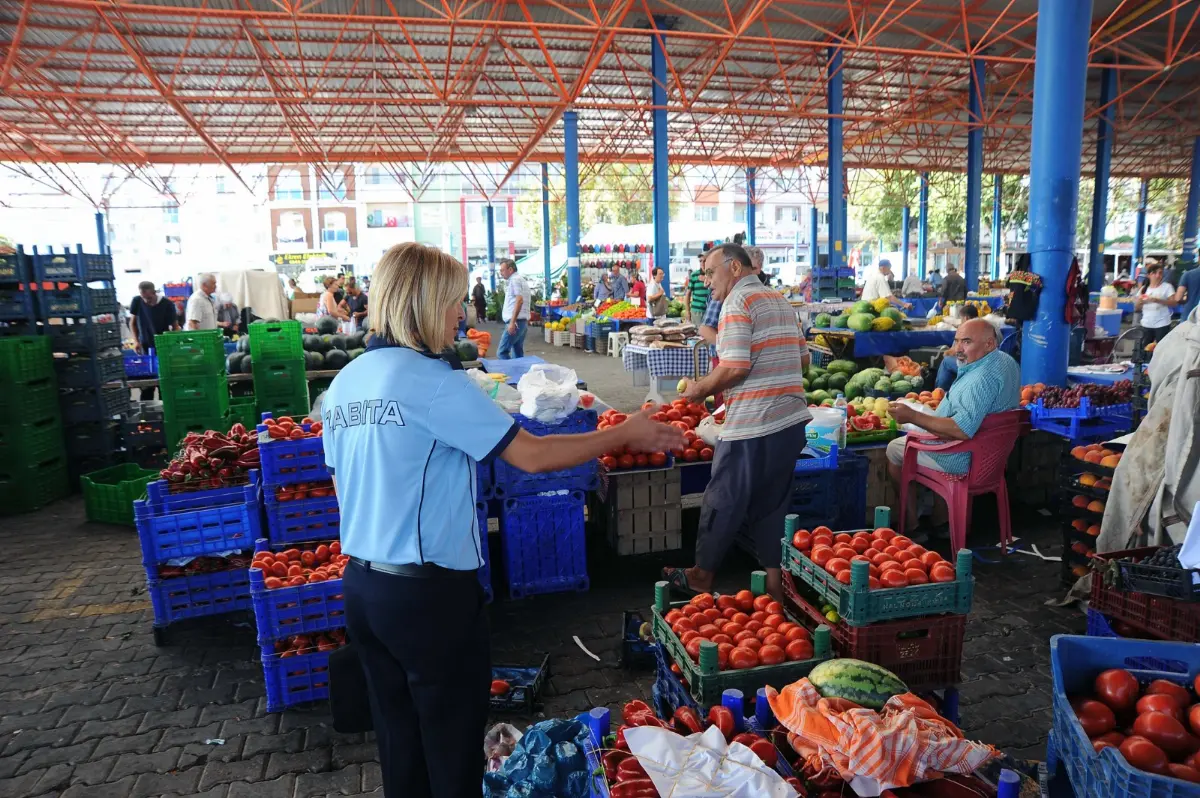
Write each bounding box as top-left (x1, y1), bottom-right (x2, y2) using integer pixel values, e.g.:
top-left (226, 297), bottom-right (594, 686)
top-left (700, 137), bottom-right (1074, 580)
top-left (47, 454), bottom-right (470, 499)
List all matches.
top-left (608, 331), bottom-right (629, 359)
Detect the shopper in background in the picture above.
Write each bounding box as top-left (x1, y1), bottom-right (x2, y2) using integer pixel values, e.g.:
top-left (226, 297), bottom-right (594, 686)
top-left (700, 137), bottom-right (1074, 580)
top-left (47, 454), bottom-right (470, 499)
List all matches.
top-left (940, 265), bottom-right (968, 307)
top-left (333, 273), bottom-right (347, 305)
top-left (185, 273), bottom-right (219, 331)
top-left (608, 263), bottom-right (629, 301)
top-left (628, 267), bottom-right (645, 305)
top-left (685, 256), bottom-right (710, 323)
top-left (129, 281), bottom-right (180, 400)
top-left (471, 276), bottom-right (487, 322)
top-left (216, 293), bottom-right (240, 336)
top-left (928, 267), bottom-right (944, 290)
top-left (497, 258), bottom-right (530, 359)
top-left (1136, 262), bottom-right (1178, 344)
top-left (595, 271), bottom-right (613, 301)
top-left (318, 275), bottom-right (351, 327)
top-left (343, 277), bottom-right (369, 332)
top-left (323, 242), bottom-right (682, 798)
top-left (862, 259), bottom-right (912, 311)
top-left (286, 277), bottom-right (298, 301)
top-left (647, 267), bottom-right (667, 317)
top-left (1175, 265), bottom-right (1200, 321)
top-left (901, 270), bottom-right (925, 297)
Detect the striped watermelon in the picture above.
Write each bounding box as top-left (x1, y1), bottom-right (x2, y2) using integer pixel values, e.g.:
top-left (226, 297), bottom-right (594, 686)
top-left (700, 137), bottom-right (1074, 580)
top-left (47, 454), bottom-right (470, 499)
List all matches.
top-left (808, 658), bottom-right (908, 710)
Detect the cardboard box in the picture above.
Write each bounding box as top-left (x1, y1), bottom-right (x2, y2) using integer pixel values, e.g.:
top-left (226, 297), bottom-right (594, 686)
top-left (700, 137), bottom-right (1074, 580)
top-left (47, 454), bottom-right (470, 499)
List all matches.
top-left (292, 297), bottom-right (319, 315)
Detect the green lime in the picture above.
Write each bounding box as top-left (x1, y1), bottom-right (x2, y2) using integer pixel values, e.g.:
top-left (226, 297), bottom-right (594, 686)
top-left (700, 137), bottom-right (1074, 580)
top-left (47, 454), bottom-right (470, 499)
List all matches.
top-left (825, 610), bottom-right (840, 623)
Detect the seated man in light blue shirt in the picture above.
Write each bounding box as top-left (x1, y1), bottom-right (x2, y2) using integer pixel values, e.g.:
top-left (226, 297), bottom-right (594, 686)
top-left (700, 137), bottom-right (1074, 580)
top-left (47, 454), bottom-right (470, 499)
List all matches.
top-left (884, 318), bottom-right (1021, 538)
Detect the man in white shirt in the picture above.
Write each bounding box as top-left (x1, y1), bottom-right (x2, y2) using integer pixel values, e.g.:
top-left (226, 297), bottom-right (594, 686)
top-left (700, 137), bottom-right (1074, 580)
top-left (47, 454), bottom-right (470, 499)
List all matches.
top-left (861, 260), bottom-right (911, 311)
top-left (498, 258), bottom-right (531, 359)
top-left (901, 270), bottom-right (925, 297)
top-left (185, 273), bottom-right (219, 330)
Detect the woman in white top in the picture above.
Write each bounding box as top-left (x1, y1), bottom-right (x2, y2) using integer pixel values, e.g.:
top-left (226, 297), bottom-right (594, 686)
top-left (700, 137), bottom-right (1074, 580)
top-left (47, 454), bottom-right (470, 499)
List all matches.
top-left (318, 276), bottom-right (352, 331)
top-left (1135, 262), bottom-right (1178, 344)
top-left (647, 267), bottom-right (667, 317)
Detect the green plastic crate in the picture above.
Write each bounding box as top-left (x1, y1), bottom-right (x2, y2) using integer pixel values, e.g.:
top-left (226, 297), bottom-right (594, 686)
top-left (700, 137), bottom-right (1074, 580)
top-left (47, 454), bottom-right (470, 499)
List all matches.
top-left (226, 397), bottom-right (260, 430)
top-left (781, 538), bottom-right (974, 627)
top-left (0, 416), bottom-right (65, 466)
top-left (154, 330), bottom-right (225, 380)
top-left (255, 395), bottom-right (311, 421)
top-left (161, 374), bottom-right (230, 420)
top-left (252, 359), bottom-right (307, 399)
top-left (164, 414), bottom-right (228, 453)
top-left (649, 572), bottom-right (833, 707)
top-left (0, 456), bottom-right (69, 515)
top-left (0, 335), bottom-right (54, 385)
top-left (248, 320), bottom-right (303, 363)
top-left (0, 377), bottom-right (57, 418)
top-left (81, 463), bottom-right (157, 526)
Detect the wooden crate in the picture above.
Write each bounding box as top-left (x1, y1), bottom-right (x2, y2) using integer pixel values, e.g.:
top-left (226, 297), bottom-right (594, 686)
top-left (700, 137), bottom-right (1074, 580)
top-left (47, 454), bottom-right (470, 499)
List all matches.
top-left (862, 446), bottom-right (899, 518)
top-left (606, 468), bottom-right (681, 509)
top-left (612, 530), bottom-right (683, 556)
top-left (598, 469), bottom-right (683, 555)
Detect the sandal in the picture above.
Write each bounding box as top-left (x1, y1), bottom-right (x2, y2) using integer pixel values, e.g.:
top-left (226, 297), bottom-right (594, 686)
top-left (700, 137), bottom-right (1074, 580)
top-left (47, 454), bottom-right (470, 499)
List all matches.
top-left (660, 566), bottom-right (700, 597)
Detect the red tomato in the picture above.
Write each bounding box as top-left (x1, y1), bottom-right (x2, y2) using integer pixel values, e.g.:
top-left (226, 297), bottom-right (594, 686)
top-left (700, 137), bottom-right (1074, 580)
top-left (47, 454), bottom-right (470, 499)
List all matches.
top-left (696, 624), bottom-right (719, 639)
top-left (682, 448), bottom-right (699, 461)
top-left (929, 563), bottom-right (956, 583)
top-left (904, 568), bottom-right (929, 585)
top-left (811, 547), bottom-right (834, 567)
top-left (762, 633), bottom-right (786, 648)
top-left (748, 738), bottom-right (778, 769)
top-left (1146, 680), bottom-right (1192, 709)
top-left (764, 614), bottom-right (785, 628)
top-left (679, 630), bottom-right (699, 646)
top-left (785, 639), bottom-right (813, 661)
top-left (750, 611), bottom-right (767, 623)
top-left (634, 453), bottom-right (648, 468)
top-left (685, 637), bottom-right (703, 662)
top-left (1120, 735), bottom-right (1169, 775)
top-left (733, 630), bottom-right (756, 645)
top-left (825, 557), bottom-right (851, 575)
top-left (649, 451), bottom-right (668, 467)
top-left (734, 590), bottom-right (754, 612)
top-left (881, 570), bottom-right (909, 588)
top-left (751, 594), bottom-right (771, 612)
top-left (673, 616), bottom-right (697, 633)
top-left (791, 530), bottom-right (812, 551)
top-left (1133, 711), bottom-right (1193, 757)
top-left (1168, 764), bottom-right (1200, 784)
top-left (1137, 694), bottom-right (1185, 723)
top-left (850, 537), bottom-right (871, 554)
top-left (832, 546), bottom-right (857, 561)
top-left (920, 551), bottom-right (945, 569)
top-left (741, 637), bottom-right (762, 652)
top-left (617, 454), bottom-right (635, 469)
top-left (1190, 704), bottom-right (1200, 736)
top-left (765, 600), bottom-right (783, 616)
top-left (1095, 731), bottom-right (1125, 747)
top-left (716, 642), bottom-right (734, 670)
top-left (700, 447), bottom-right (714, 461)
top-left (744, 620), bottom-right (764, 633)
top-left (1096, 669), bottom-right (1141, 714)
top-left (729, 647), bottom-right (758, 669)
top-left (490, 679), bottom-right (510, 696)
top-left (835, 570), bottom-right (852, 585)
top-left (784, 626), bottom-right (809, 642)
top-left (723, 623), bottom-right (745, 637)
top-left (758, 645), bottom-right (785, 666)
top-left (701, 607), bottom-right (722, 622)
top-left (690, 593), bottom-right (715, 610)
top-left (711, 633), bottom-right (734, 646)
top-left (754, 626), bottom-right (774, 642)
top-left (1073, 698), bottom-right (1116, 737)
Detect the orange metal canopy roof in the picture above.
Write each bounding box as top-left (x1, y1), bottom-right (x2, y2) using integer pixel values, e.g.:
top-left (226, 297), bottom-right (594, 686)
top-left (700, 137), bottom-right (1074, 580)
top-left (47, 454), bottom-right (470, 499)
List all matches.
top-left (1, 0), bottom-right (1198, 183)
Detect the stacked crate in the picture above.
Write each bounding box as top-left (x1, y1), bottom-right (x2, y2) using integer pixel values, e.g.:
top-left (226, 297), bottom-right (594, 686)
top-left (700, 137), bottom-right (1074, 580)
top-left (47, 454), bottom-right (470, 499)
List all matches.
top-left (33, 247), bottom-right (130, 481)
top-left (249, 320), bottom-right (309, 419)
top-left (156, 329), bottom-right (228, 451)
top-left (597, 469), bottom-right (682, 555)
top-left (0, 248), bottom-right (36, 335)
top-left (493, 410), bottom-right (597, 597)
top-left (121, 401), bottom-right (168, 469)
top-left (0, 336), bottom-right (70, 514)
top-left (257, 414), bottom-right (338, 549)
top-left (134, 472), bottom-right (261, 645)
top-left (1058, 442), bottom-right (1121, 587)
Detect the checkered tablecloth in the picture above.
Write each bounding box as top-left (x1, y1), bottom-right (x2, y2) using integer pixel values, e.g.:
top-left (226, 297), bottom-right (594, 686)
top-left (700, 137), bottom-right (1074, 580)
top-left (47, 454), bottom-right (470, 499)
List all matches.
top-left (623, 343), bottom-right (713, 379)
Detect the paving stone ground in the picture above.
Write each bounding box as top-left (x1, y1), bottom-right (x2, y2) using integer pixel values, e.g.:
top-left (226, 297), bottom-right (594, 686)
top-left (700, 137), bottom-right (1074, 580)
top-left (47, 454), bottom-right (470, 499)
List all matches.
top-left (0, 331), bottom-right (1085, 796)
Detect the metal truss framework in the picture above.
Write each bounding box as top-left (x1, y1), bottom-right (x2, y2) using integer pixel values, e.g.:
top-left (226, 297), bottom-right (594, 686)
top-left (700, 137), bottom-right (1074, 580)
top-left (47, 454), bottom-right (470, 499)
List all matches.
top-left (1, 0), bottom-right (1198, 193)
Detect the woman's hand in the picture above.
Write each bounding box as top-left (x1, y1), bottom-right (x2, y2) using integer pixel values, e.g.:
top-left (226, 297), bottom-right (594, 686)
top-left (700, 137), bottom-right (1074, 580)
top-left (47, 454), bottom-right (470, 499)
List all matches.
top-left (620, 408), bottom-right (687, 453)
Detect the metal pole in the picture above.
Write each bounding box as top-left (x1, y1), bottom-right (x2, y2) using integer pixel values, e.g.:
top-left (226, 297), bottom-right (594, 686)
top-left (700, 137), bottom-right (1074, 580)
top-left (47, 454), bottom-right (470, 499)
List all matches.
top-left (991, 176), bottom-right (1003, 280)
top-left (918, 172), bottom-right (929, 279)
top-left (1022, 0), bottom-right (1094, 387)
top-left (1088, 66), bottom-right (1116, 291)
top-left (965, 58), bottom-right (985, 293)
top-left (651, 22), bottom-right (671, 296)
top-left (1183, 136), bottom-right (1200, 264)
top-left (94, 210), bottom-right (107, 254)
top-left (541, 163), bottom-right (552, 293)
top-left (827, 46), bottom-right (844, 271)
top-left (486, 204), bottom-right (496, 292)
top-left (901, 206), bottom-right (911, 279)
top-left (564, 110), bottom-right (582, 303)
top-left (745, 167), bottom-right (756, 246)
top-left (1133, 177), bottom-right (1148, 269)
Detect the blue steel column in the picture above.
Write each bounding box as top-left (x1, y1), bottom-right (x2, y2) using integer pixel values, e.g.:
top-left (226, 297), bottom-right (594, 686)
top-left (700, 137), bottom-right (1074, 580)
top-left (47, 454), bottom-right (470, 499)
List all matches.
top-left (651, 24), bottom-right (671, 296)
top-left (918, 172), bottom-right (929, 278)
top-left (1022, 0), bottom-right (1094, 387)
top-left (901, 206), bottom-right (911, 278)
top-left (541, 163), bottom-right (552, 292)
top-left (991, 176), bottom-right (1002, 279)
top-left (809, 206), bottom-right (819, 270)
top-left (745, 167), bottom-right (756, 245)
top-left (1133, 177), bottom-right (1148, 268)
top-left (827, 47), bottom-right (844, 271)
top-left (564, 110), bottom-right (582, 302)
top-left (95, 211), bottom-right (107, 253)
top-left (1088, 66), bottom-right (1116, 291)
top-left (1183, 136), bottom-right (1200, 264)
top-left (964, 58), bottom-right (985, 293)
top-left (486, 204), bottom-right (496, 291)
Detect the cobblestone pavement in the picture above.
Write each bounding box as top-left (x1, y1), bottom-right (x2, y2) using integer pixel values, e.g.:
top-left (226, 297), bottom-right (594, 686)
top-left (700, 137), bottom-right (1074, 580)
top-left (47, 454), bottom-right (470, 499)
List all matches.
top-left (0, 490), bottom-right (1081, 797)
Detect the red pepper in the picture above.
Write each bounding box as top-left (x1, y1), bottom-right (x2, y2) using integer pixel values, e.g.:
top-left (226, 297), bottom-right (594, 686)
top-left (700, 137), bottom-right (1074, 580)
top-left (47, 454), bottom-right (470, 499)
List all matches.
top-left (601, 750), bottom-right (630, 783)
top-left (707, 706), bottom-right (735, 741)
top-left (610, 778), bottom-right (658, 797)
top-left (622, 700), bottom-right (654, 726)
top-left (615, 725), bottom-right (631, 751)
top-left (230, 423), bottom-right (246, 436)
top-left (672, 706), bottom-right (704, 735)
top-left (730, 732), bottom-right (759, 748)
top-left (616, 756), bottom-right (648, 781)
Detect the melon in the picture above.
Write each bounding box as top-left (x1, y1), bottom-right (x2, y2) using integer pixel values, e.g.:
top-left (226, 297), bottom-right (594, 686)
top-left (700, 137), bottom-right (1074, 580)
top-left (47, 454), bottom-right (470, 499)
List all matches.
top-left (850, 301), bottom-right (875, 316)
top-left (827, 359), bottom-right (858, 375)
top-left (325, 349), bottom-right (349, 370)
top-left (881, 307), bottom-right (904, 324)
top-left (813, 313), bottom-right (833, 329)
top-left (330, 334), bottom-right (349, 351)
top-left (891, 371), bottom-right (907, 383)
top-left (236, 336), bottom-right (251, 353)
top-left (239, 354), bottom-right (253, 374)
top-left (891, 380), bottom-right (913, 394)
top-left (808, 658), bottom-right (908, 711)
top-left (870, 317), bottom-right (897, 332)
top-left (226, 352), bottom-right (245, 374)
top-left (847, 313), bottom-right (875, 332)
top-left (315, 316), bottom-right (339, 335)
top-left (873, 378), bottom-right (892, 392)
top-left (832, 314), bottom-right (850, 329)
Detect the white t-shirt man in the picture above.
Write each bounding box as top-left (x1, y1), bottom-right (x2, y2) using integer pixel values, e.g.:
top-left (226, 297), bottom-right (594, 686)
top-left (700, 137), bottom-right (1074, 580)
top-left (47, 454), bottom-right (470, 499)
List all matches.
top-left (503, 273), bottom-right (531, 323)
top-left (185, 290), bottom-right (218, 330)
top-left (1141, 282), bottom-right (1176, 329)
top-left (861, 269), bottom-right (895, 302)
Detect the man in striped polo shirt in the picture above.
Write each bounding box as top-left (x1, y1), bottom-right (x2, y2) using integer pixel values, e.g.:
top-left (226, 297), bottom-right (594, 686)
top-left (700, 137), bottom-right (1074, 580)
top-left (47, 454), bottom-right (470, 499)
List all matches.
top-left (666, 243), bottom-right (812, 600)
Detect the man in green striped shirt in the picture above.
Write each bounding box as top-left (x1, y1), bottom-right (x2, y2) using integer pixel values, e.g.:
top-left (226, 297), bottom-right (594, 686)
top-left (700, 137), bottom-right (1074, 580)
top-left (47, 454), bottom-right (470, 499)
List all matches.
top-left (685, 261), bottom-right (710, 323)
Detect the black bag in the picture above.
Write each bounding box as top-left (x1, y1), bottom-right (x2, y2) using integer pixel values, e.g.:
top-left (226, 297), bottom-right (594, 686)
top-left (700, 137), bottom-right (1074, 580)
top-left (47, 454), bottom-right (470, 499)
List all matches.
top-left (329, 643), bottom-right (374, 733)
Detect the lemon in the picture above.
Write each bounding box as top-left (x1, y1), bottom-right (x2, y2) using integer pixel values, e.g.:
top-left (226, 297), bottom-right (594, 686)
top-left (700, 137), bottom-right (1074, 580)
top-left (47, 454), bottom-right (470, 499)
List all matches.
top-left (873, 398), bottom-right (889, 415)
top-left (821, 604), bottom-right (834, 614)
top-left (825, 610), bottom-right (840, 623)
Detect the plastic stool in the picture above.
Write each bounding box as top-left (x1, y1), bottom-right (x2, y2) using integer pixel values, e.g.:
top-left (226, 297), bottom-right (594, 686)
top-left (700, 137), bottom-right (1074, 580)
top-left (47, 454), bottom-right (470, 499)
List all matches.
top-left (608, 332), bottom-right (629, 358)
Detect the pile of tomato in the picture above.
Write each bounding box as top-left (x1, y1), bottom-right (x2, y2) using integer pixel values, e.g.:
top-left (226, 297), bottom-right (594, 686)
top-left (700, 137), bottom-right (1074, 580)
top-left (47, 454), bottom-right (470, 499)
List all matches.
top-left (664, 591), bottom-right (815, 672)
top-left (597, 409), bottom-right (671, 471)
top-left (649, 397), bottom-right (715, 462)
top-left (791, 526), bottom-right (957, 589)
top-left (251, 541), bottom-right (348, 589)
top-left (273, 480), bottom-right (334, 502)
top-left (262, 415), bottom-right (323, 441)
top-left (1073, 668), bottom-right (1200, 782)
top-left (270, 629), bottom-right (346, 658)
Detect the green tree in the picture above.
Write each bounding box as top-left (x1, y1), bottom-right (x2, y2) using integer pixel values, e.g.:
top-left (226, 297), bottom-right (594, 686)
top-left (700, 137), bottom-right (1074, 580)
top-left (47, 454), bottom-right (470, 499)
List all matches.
top-left (852, 170), bottom-right (917, 246)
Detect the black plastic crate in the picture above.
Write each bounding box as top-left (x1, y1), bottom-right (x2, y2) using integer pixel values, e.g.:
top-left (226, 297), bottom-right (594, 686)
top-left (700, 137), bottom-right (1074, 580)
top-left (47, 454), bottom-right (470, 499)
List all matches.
top-left (64, 422), bottom-right (120, 458)
top-left (38, 286), bottom-right (118, 318)
top-left (33, 249), bottom-right (114, 283)
top-left (60, 385), bottom-right (130, 424)
top-left (490, 654), bottom-right (550, 712)
top-left (46, 319), bottom-right (122, 353)
top-left (620, 610), bottom-right (655, 669)
top-left (54, 349), bottom-right (125, 389)
top-left (1114, 547), bottom-right (1200, 602)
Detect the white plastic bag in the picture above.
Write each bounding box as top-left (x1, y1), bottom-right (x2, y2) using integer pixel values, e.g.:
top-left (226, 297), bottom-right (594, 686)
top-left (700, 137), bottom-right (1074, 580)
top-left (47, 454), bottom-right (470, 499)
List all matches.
top-left (697, 415), bottom-right (723, 446)
top-left (517, 364), bottom-right (580, 423)
top-left (467, 369), bottom-right (522, 413)
top-left (483, 722), bottom-right (523, 773)
top-left (893, 398), bottom-right (937, 433)
top-left (624, 725), bottom-right (797, 798)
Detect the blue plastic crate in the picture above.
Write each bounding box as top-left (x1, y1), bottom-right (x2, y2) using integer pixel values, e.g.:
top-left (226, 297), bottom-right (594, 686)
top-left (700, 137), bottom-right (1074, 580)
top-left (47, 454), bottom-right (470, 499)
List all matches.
top-left (1086, 608), bottom-right (1119, 638)
top-left (135, 501), bottom-right (261, 565)
top-left (1032, 396), bottom-right (1133, 421)
top-left (833, 451), bottom-right (869, 530)
top-left (38, 285), bottom-right (118, 318)
top-left (0, 250), bottom-right (28, 282)
top-left (790, 468), bottom-right (833, 518)
top-left (263, 491), bottom-right (340, 547)
top-left (250, 564), bottom-right (345, 643)
top-left (493, 410), bottom-right (599, 498)
top-left (145, 567), bottom-right (251, 626)
top-left (163, 281), bottom-right (193, 300)
top-left (499, 489), bottom-right (588, 598)
top-left (477, 460), bottom-right (493, 501)
top-left (1031, 412), bottom-right (1130, 442)
top-left (577, 709), bottom-right (611, 798)
top-left (477, 501), bottom-right (493, 603)
top-left (224, 340), bottom-right (237, 355)
top-left (257, 427), bottom-right (326, 486)
top-left (123, 349), bottom-right (158, 378)
top-left (146, 470), bottom-right (261, 513)
top-left (55, 349), bottom-right (125, 389)
top-left (1049, 635), bottom-right (1200, 798)
top-left (47, 319), bottom-right (122, 353)
top-left (0, 287), bottom-right (35, 321)
top-left (794, 443), bottom-right (838, 473)
top-left (261, 644), bottom-right (334, 713)
top-left (32, 249), bottom-right (114, 283)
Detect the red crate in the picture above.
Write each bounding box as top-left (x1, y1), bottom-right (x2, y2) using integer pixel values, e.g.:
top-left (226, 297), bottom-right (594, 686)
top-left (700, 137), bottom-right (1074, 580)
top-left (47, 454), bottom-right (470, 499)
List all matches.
top-left (1089, 563), bottom-right (1200, 643)
top-left (782, 571), bottom-right (964, 692)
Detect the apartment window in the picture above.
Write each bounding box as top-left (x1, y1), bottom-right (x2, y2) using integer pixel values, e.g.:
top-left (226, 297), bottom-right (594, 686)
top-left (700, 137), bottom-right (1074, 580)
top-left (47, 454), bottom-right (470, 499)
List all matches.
top-left (734, 203), bottom-right (747, 223)
top-left (694, 206), bottom-right (718, 222)
top-left (165, 235), bottom-right (181, 255)
top-left (494, 205), bottom-right (508, 224)
top-left (275, 168), bottom-right (304, 200)
top-left (163, 204), bottom-right (179, 224)
top-left (319, 180), bottom-right (347, 202)
top-left (321, 211), bottom-right (350, 243)
top-left (776, 206), bottom-right (800, 223)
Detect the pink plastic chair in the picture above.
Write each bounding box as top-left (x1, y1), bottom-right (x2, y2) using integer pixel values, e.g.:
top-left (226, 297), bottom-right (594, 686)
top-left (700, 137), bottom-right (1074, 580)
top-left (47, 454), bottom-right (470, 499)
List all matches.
top-left (897, 409), bottom-right (1028, 554)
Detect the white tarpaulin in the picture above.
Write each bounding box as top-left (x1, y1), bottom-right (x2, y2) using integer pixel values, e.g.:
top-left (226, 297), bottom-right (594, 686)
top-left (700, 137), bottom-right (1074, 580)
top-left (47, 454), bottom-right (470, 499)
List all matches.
top-left (209, 270), bottom-right (289, 320)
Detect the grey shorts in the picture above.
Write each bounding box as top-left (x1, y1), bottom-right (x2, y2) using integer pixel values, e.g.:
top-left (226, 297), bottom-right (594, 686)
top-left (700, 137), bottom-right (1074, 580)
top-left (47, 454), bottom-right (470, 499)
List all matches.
top-left (886, 435), bottom-right (947, 471)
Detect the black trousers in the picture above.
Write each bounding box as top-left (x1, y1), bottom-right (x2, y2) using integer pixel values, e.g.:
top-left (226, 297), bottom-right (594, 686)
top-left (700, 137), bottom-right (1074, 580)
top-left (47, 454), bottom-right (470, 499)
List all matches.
top-left (695, 421), bottom-right (807, 571)
top-left (1143, 324), bottom-right (1172, 345)
top-left (344, 560), bottom-right (491, 798)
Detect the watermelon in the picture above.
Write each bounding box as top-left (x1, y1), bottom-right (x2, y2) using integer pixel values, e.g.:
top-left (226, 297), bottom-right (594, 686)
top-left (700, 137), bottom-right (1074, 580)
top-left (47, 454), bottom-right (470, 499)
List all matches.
top-left (827, 373), bottom-right (848, 391)
top-left (325, 349), bottom-right (349, 370)
top-left (844, 383), bottom-right (863, 400)
top-left (813, 313), bottom-right (833, 329)
top-left (827, 359), bottom-right (858, 375)
top-left (847, 313), bottom-right (874, 332)
top-left (807, 366), bottom-right (827, 379)
top-left (850, 301), bottom-right (875, 316)
top-left (812, 374), bottom-right (829, 391)
top-left (239, 354), bottom-right (253, 374)
top-left (307, 351), bottom-right (325, 370)
top-left (347, 348), bottom-right (365, 360)
top-left (808, 659), bottom-right (908, 711)
top-left (892, 380), bottom-right (913, 394)
top-left (236, 336), bottom-right (251, 353)
top-left (890, 371), bottom-right (906, 383)
top-left (808, 389), bottom-right (831, 405)
top-left (881, 307), bottom-right (904, 324)
top-left (455, 340), bottom-right (479, 361)
top-left (330, 334), bottom-right (348, 351)
top-left (832, 314), bottom-right (850, 329)
top-left (315, 316), bottom-right (338, 335)
top-left (801, 377), bottom-right (811, 391)
top-left (226, 352), bottom-right (244, 374)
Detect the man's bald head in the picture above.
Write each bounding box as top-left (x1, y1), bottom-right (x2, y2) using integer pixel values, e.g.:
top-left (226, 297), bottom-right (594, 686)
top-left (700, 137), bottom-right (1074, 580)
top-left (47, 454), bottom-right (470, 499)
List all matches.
top-left (953, 318), bottom-right (1000, 365)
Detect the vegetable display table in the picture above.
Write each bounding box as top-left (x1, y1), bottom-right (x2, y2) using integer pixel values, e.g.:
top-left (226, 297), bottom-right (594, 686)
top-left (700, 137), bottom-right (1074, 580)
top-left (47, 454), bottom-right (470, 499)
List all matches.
top-left (479, 355), bottom-right (546, 384)
top-left (808, 326), bottom-right (1017, 358)
top-left (621, 343), bottom-right (712, 403)
top-left (1067, 364), bottom-right (1142, 387)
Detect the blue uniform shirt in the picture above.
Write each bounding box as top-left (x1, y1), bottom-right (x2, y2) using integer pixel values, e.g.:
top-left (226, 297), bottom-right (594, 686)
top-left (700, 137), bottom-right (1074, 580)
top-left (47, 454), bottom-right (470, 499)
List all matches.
top-left (322, 342), bottom-right (518, 570)
top-left (929, 349), bottom-right (1020, 474)
top-left (1179, 267), bottom-right (1200, 321)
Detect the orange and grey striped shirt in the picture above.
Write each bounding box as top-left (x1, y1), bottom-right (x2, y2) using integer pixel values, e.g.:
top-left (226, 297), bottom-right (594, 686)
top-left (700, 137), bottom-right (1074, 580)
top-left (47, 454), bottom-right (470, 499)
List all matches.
top-left (717, 275), bottom-right (811, 440)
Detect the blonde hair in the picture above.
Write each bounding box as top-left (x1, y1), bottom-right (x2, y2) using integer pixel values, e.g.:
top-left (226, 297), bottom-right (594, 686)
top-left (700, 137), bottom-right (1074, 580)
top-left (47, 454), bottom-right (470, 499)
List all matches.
top-left (369, 242), bottom-right (467, 352)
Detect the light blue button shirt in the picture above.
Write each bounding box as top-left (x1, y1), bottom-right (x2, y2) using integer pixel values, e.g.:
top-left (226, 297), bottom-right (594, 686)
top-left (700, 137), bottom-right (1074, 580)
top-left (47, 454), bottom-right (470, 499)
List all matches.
top-left (929, 349), bottom-right (1021, 474)
top-left (322, 343), bottom-right (518, 570)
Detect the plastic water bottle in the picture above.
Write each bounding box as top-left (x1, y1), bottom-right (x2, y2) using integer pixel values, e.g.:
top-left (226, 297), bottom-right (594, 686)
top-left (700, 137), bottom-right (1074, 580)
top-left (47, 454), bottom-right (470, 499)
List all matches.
top-left (833, 392), bottom-right (847, 410)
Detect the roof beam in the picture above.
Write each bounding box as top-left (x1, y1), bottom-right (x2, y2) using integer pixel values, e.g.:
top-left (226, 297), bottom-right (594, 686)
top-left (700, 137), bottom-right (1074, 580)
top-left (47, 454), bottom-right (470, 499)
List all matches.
top-left (0, 0), bottom-right (33, 90)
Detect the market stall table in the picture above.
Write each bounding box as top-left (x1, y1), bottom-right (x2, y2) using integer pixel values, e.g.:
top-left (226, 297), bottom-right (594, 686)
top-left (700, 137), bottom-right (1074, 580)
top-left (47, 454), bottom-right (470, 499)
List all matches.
top-left (1067, 364), bottom-right (1142, 386)
top-left (479, 355), bottom-right (546, 384)
top-left (622, 342), bottom-right (713, 402)
top-left (808, 325), bottom-right (1017, 358)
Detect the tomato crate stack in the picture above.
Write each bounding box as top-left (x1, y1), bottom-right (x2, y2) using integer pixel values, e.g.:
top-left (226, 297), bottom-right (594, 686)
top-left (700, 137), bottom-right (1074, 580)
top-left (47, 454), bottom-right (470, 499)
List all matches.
top-left (1059, 442), bottom-right (1122, 587)
top-left (594, 468), bottom-right (683, 555)
top-left (249, 538), bottom-right (348, 712)
top-left (255, 414), bottom-right (336, 549)
top-left (249, 320), bottom-right (310, 419)
top-left (1089, 547), bottom-right (1200, 643)
top-left (0, 335), bottom-right (70, 514)
top-left (156, 329), bottom-right (230, 450)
